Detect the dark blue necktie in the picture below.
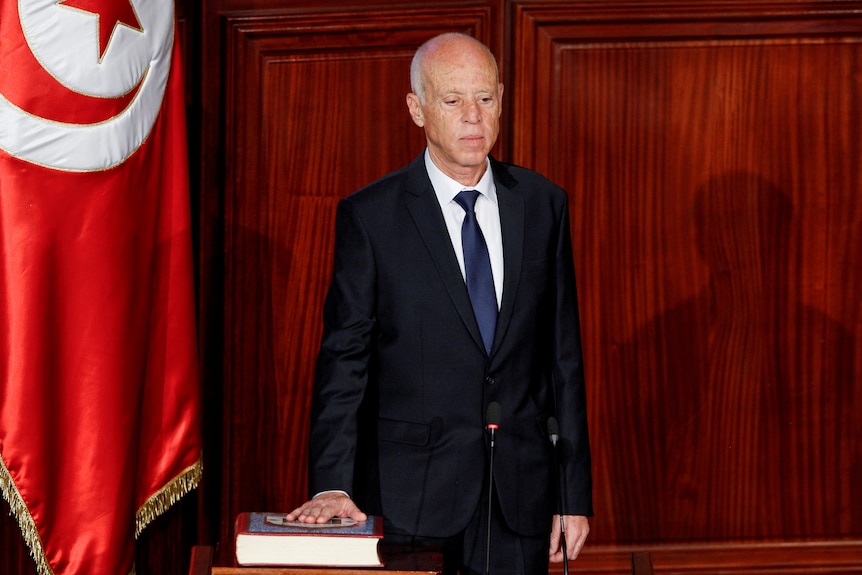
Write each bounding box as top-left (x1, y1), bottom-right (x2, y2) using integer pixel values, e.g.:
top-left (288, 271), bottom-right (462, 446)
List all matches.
top-left (454, 190), bottom-right (497, 355)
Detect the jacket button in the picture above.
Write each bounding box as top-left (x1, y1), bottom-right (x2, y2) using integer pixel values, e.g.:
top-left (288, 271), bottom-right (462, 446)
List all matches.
top-left (485, 376), bottom-right (495, 385)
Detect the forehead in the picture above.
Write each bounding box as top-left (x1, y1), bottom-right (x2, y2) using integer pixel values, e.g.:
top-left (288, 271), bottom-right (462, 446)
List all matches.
top-left (423, 43), bottom-right (498, 94)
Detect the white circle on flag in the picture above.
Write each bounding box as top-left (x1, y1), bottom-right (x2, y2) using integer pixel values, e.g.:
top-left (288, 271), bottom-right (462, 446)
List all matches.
top-left (0, 0), bottom-right (174, 171)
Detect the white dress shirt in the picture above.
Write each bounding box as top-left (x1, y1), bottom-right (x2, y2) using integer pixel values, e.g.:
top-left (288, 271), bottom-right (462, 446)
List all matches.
top-left (425, 150), bottom-right (504, 308)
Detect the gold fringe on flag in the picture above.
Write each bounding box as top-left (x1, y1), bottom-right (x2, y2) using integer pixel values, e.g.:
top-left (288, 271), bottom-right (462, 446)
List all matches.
top-left (0, 454), bottom-right (54, 575)
top-left (135, 456), bottom-right (203, 538)
top-left (1, 453), bottom-right (202, 575)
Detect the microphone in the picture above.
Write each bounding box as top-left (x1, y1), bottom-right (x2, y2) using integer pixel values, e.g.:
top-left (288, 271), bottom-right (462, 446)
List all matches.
top-left (547, 416), bottom-right (569, 575)
top-left (485, 401), bottom-right (501, 575)
top-left (547, 415), bottom-right (560, 447)
top-left (486, 401), bottom-right (501, 446)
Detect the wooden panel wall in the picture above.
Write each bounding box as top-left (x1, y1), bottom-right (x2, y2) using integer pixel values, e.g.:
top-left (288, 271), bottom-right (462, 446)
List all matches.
top-left (196, 2), bottom-right (505, 566)
top-left (3, 1), bottom-right (861, 574)
top-left (510, 1), bottom-right (862, 544)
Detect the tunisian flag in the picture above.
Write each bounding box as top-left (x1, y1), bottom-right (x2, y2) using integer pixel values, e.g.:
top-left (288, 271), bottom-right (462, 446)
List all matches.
top-left (0, 0), bottom-right (202, 573)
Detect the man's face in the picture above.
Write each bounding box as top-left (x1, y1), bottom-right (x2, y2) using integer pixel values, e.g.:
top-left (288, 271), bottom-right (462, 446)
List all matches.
top-left (407, 40), bottom-right (503, 183)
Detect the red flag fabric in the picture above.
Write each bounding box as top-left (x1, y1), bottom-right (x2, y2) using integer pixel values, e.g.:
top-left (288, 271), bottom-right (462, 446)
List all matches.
top-left (0, 0), bottom-right (202, 573)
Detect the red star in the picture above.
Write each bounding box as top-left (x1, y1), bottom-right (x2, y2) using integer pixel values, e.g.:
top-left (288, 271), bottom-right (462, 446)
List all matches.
top-left (58, 0), bottom-right (143, 60)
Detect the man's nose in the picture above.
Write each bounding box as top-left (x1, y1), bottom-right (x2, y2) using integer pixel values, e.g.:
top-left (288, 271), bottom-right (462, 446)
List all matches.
top-left (463, 101), bottom-right (481, 123)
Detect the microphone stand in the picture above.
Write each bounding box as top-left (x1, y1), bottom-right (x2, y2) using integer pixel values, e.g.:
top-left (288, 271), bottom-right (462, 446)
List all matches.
top-left (548, 417), bottom-right (569, 575)
top-left (485, 402), bottom-right (501, 575)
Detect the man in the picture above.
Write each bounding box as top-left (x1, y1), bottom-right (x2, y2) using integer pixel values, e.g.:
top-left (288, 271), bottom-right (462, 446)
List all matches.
top-left (288, 32), bottom-right (592, 574)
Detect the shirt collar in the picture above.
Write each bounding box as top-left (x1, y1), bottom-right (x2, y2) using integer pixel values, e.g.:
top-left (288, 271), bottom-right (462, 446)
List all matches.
top-left (424, 149), bottom-right (497, 206)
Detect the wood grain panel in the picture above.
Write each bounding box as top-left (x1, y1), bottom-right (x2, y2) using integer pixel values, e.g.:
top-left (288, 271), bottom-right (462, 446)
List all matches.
top-left (513, 1), bottom-right (862, 543)
top-left (215, 7), bottom-right (495, 562)
top-left (557, 539), bottom-right (862, 574)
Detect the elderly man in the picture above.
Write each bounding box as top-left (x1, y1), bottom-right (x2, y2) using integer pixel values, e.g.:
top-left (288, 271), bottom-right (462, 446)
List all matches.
top-left (288, 32), bottom-right (592, 575)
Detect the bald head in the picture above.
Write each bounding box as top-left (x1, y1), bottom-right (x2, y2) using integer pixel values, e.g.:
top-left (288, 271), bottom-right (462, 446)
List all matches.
top-left (410, 33), bottom-right (500, 105)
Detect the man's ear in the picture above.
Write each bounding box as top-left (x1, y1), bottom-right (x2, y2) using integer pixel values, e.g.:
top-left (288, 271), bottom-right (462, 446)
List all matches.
top-left (406, 93), bottom-right (425, 127)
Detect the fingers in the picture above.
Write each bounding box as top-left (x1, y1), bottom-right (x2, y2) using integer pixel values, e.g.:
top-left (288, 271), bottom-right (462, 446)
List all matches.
top-left (286, 492), bottom-right (367, 524)
top-left (286, 500), bottom-right (335, 523)
top-left (564, 515), bottom-right (590, 560)
top-left (549, 515), bottom-right (590, 563)
top-left (548, 515), bottom-right (563, 563)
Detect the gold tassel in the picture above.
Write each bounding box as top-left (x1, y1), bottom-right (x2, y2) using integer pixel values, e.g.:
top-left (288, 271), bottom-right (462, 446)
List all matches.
top-left (0, 454), bottom-right (54, 575)
top-left (1, 453), bottom-right (202, 575)
top-left (135, 456), bottom-right (203, 538)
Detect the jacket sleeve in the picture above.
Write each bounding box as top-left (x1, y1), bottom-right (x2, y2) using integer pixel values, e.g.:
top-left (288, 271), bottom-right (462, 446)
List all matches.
top-left (308, 198), bottom-right (377, 497)
top-left (553, 195), bottom-right (594, 517)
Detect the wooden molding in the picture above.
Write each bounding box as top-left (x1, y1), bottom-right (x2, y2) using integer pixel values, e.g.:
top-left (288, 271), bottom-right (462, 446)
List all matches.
top-left (560, 539), bottom-right (862, 574)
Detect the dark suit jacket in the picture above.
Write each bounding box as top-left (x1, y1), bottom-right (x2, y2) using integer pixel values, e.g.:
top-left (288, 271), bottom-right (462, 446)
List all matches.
top-left (309, 152), bottom-right (592, 539)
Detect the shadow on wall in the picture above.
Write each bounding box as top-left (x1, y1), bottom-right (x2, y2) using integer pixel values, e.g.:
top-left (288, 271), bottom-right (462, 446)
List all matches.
top-left (604, 171), bottom-right (857, 541)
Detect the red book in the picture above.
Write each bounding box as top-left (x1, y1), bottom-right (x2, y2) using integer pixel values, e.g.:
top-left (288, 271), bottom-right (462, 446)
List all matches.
top-left (234, 513), bottom-right (384, 567)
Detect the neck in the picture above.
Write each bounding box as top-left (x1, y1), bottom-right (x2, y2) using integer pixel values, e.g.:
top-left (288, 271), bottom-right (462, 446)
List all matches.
top-left (428, 151), bottom-right (488, 187)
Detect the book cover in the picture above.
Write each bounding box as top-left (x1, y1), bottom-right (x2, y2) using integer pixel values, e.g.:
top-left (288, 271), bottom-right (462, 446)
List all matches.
top-left (235, 512), bottom-right (384, 567)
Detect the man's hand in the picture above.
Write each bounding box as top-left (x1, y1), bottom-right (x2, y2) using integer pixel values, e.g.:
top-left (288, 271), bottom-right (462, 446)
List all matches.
top-left (286, 491), bottom-right (367, 524)
top-left (548, 514), bottom-right (589, 563)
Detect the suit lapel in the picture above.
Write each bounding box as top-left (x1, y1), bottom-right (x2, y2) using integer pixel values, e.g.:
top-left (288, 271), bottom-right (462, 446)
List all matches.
top-left (492, 160), bottom-right (524, 358)
top-left (404, 156), bottom-right (487, 353)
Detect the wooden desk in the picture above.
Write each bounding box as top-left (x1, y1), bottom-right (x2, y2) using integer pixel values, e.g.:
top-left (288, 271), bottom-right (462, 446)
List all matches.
top-left (189, 545), bottom-right (443, 575)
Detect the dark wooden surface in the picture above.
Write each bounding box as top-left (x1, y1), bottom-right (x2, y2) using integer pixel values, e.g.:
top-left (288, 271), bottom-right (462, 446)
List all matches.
top-left (557, 540), bottom-right (862, 574)
top-left (630, 552), bottom-right (654, 575)
top-left (3, 1), bottom-right (861, 574)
